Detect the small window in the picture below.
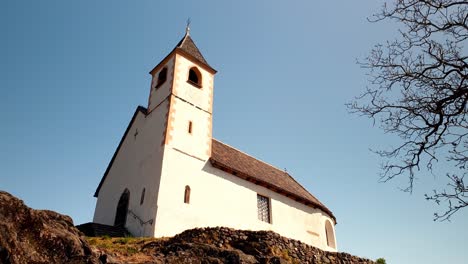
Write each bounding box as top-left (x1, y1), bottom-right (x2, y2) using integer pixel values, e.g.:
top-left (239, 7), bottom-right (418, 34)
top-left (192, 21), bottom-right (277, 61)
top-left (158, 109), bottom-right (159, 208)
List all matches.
top-left (325, 220), bottom-right (336, 248)
top-left (187, 67), bottom-right (202, 87)
top-left (156, 67), bottom-right (167, 88)
top-left (188, 121), bottom-right (193, 134)
top-left (257, 194), bottom-right (271, 223)
top-left (184, 185), bottom-right (191, 204)
top-left (140, 188), bottom-right (145, 205)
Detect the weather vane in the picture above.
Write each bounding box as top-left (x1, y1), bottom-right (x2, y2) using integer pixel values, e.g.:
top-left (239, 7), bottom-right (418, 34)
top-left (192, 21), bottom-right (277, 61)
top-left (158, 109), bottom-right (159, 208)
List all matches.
top-left (186, 18), bottom-right (191, 35)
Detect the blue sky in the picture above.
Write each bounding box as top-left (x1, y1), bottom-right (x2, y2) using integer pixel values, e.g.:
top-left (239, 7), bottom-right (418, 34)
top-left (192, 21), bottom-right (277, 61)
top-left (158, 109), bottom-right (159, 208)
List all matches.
top-left (1, 1), bottom-right (466, 263)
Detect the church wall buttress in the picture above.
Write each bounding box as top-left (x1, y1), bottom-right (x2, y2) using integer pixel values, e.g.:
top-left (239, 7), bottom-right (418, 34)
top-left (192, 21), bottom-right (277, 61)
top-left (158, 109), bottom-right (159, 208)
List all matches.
top-left (206, 115), bottom-right (212, 157)
top-left (163, 95), bottom-right (176, 146)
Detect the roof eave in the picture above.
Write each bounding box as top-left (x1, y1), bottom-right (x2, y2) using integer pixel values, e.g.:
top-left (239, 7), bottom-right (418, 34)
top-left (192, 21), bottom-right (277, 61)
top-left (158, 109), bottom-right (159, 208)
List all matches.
top-left (149, 49), bottom-right (177, 75)
top-left (175, 48), bottom-right (217, 74)
top-left (148, 48), bottom-right (217, 76)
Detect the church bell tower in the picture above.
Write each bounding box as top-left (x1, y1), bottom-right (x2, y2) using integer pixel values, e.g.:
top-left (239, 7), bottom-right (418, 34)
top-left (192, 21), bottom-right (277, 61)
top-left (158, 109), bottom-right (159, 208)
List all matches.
top-left (148, 28), bottom-right (218, 237)
top-left (148, 27), bottom-right (217, 160)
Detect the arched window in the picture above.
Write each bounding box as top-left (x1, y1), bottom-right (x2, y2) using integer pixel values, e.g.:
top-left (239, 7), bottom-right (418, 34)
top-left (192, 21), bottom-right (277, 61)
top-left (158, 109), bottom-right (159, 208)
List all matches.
top-left (184, 185), bottom-right (191, 204)
top-left (325, 220), bottom-right (336, 249)
top-left (140, 188), bottom-right (145, 205)
top-left (114, 188), bottom-right (130, 227)
top-left (156, 67), bottom-right (167, 88)
top-left (187, 67), bottom-right (202, 87)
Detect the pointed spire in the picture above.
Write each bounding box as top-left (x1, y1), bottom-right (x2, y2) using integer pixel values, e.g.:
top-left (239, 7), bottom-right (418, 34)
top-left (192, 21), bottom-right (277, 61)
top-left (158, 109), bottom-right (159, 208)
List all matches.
top-left (174, 23), bottom-right (210, 67)
top-left (149, 23), bottom-right (216, 76)
top-left (185, 18), bottom-right (191, 36)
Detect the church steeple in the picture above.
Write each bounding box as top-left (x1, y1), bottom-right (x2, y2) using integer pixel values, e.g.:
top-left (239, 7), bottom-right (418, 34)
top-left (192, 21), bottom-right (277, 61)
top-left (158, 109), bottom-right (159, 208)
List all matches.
top-left (173, 29), bottom-right (212, 70)
top-left (147, 30), bottom-right (217, 159)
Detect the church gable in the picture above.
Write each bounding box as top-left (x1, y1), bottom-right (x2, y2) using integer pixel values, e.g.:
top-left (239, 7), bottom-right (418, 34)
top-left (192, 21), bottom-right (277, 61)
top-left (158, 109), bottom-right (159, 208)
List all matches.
top-left (94, 106), bottom-right (147, 197)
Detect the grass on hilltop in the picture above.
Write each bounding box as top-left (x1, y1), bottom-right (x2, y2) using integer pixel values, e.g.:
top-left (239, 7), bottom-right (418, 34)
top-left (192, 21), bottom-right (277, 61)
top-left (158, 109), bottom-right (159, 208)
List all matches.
top-left (86, 236), bottom-right (161, 256)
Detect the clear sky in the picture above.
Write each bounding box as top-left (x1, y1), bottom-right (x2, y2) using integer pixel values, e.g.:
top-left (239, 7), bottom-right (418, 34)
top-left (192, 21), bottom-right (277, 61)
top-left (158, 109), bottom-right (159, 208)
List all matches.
top-left (1, 1), bottom-right (466, 263)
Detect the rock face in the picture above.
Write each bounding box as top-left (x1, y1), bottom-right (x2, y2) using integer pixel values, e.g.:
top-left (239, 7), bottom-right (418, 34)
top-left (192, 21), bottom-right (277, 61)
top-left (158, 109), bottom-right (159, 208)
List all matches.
top-left (0, 191), bottom-right (98, 264)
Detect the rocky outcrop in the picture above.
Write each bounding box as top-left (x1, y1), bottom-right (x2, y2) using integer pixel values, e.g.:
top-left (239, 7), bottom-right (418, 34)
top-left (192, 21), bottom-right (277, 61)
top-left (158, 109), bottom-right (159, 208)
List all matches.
top-left (0, 191), bottom-right (98, 264)
top-left (0, 191), bottom-right (375, 264)
top-left (95, 227), bottom-right (375, 264)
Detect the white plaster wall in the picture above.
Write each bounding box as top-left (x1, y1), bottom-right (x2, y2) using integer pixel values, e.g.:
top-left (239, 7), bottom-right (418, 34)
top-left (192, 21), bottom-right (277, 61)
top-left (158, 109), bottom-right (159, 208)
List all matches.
top-left (173, 54), bottom-right (214, 113)
top-left (93, 101), bottom-right (169, 236)
top-left (166, 96), bottom-right (211, 160)
top-left (148, 57), bottom-right (175, 112)
top-left (155, 147), bottom-right (337, 251)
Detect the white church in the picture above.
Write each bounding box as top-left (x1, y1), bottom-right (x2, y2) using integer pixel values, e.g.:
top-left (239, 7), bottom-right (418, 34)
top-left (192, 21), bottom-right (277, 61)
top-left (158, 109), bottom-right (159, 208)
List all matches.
top-left (90, 29), bottom-right (337, 251)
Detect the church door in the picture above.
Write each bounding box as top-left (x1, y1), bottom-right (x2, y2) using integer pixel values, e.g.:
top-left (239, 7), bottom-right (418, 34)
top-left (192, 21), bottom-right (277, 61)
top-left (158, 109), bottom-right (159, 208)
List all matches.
top-left (114, 189), bottom-right (130, 227)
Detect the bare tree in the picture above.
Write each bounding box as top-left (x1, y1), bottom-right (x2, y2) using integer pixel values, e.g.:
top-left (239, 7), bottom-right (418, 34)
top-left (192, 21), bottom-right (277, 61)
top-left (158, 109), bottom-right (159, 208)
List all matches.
top-left (348, 0), bottom-right (467, 221)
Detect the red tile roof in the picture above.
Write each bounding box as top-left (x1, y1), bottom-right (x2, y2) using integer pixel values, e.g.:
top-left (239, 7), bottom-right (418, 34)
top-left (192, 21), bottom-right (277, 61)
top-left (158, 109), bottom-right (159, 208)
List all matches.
top-left (210, 139), bottom-right (336, 223)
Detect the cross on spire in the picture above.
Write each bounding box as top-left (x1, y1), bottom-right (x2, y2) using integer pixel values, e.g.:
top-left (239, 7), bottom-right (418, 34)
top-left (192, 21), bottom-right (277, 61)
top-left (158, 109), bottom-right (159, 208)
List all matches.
top-left (185, 18), bottom-right (191, 35)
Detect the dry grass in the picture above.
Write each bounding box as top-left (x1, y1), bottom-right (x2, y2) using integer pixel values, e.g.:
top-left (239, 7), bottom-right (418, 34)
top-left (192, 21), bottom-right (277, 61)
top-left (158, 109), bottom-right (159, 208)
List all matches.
top-left (86, 236), bottom-right (165, 262)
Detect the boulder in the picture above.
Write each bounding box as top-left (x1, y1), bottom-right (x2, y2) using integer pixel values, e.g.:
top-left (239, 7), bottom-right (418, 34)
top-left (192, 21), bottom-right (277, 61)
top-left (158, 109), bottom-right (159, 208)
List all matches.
top-left (0, 191), bottom-right (98, 264)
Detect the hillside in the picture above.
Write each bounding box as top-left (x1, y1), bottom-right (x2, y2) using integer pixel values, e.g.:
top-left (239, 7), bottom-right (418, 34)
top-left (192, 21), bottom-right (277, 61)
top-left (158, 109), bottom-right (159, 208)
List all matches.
top-left (0, 191), bottom-right (375, 264)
